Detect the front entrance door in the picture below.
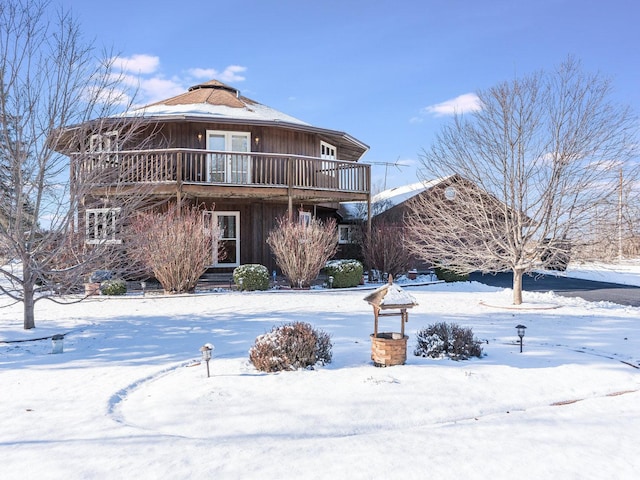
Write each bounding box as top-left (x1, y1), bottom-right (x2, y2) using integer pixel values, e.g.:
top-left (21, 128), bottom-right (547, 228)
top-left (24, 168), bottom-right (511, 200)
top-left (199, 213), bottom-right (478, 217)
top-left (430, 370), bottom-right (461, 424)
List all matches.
top-left (204, 211), bottom-right (240, 267)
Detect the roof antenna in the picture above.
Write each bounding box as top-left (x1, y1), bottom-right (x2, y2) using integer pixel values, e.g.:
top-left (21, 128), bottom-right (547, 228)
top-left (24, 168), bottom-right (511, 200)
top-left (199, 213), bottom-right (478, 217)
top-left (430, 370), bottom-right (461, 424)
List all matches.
top-left (363, 157), bottom-right (407, 190)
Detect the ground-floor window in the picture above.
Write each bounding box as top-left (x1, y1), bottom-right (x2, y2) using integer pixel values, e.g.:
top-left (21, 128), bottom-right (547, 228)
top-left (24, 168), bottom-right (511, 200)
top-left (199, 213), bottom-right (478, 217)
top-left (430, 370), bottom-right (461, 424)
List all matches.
top-left (298, 211), bottom-right (312, 227)
top-left (85, 208), bottom-right (121, 244)
top-left (338, 224), bottom-right (355, 244)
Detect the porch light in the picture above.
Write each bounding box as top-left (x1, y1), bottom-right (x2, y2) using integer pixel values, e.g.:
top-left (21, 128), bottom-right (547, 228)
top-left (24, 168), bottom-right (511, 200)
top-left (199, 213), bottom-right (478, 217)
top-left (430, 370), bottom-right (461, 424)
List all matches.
top-left (200, 343), bottom-right (214, 378)
top-left (197, 132), bottom-right (203, 142)
top-left (516, 324), bottom-right (527, 353)
top-left (254, 137), bottom-right (260, 145)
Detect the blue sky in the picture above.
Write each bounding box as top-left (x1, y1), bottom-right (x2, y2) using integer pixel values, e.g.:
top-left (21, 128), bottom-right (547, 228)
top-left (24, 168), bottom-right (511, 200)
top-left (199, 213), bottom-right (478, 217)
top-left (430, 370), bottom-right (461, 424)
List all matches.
top-left (62, 0), bottom-right (640, 191)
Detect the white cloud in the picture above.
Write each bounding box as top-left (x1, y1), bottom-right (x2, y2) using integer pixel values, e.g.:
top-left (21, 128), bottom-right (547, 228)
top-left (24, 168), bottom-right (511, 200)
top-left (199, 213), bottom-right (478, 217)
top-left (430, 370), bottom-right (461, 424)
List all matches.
top-left (219, 65), bottom-right (247, 82)
top-left (111, 54), bottom-right (160, 75)
top-left (109, 54), bottom-right (249, 106)
top-left (139, 77), bottom-right (184, 103)
top-left (188, 65), bottom-right (247, 83)
top-left (188, 67), bottom-right (218, 79)
top-left (422, 93), bottom-right (482, 117)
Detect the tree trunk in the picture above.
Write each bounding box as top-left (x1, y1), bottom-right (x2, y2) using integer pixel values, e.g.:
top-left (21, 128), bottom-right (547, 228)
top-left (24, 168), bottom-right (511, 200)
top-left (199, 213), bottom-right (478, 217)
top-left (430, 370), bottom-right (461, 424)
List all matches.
top-left (23, 264), bottom-right (36, 330)
top-left (512, 268), bottom-right (524, 305)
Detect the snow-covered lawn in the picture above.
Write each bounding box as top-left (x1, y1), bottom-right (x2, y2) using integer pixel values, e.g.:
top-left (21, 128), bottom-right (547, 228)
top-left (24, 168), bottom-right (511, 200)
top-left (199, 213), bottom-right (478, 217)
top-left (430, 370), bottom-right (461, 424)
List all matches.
top-left (561, 258), bottom-right (640, 287)
top-left (1, 266), bottom-right (639, 479)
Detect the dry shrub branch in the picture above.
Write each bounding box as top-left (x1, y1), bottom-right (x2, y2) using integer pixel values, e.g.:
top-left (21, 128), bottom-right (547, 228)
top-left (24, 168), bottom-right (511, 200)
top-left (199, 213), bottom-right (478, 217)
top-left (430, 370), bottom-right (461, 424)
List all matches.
top-left (127, 206), bottom-right (214, 293)
top-left (267, 216), bottom-right (338, 288)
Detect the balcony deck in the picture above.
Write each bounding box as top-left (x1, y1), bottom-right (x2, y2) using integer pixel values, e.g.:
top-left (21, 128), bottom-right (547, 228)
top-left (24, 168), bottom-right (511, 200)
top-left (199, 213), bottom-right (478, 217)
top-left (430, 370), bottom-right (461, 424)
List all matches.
top-left (74, 149), bottom-right (370, 203)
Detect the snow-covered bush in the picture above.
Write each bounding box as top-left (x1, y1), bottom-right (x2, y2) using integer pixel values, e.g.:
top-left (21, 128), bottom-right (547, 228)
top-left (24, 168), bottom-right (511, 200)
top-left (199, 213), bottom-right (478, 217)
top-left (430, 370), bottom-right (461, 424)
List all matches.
top-left (324, 259), bottom-right (363, 288)
top-left (249, 322), bottom-right (332, 372)
top-left (233, 264), bottom-right (269, 291)
top-left (414, 322), bottom-right (482, 360)
top-left (100, 279), bottom-right (127, 296)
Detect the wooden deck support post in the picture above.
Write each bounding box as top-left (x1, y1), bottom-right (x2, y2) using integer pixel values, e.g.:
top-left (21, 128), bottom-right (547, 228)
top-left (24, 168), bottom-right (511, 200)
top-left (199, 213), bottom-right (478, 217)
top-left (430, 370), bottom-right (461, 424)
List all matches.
top-left (176, 151), bottom-right (183, 211)
top-left (287, 157), bottom-right (293, 221)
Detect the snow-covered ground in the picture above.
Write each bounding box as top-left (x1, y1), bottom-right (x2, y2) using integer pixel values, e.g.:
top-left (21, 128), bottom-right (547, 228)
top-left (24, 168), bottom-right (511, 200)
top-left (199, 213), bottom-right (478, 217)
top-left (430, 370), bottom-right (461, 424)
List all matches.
top-left (561, 258), bottom-right (640, 287)
top-left (1, 263), bottom-right (639, 479)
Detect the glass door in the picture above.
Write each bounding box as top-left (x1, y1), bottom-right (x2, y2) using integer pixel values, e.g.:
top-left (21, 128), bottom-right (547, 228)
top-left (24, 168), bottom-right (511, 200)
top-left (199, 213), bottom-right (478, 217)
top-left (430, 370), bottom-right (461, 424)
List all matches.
top-left (214, 211), bottom-right (240, 267)
top-left (207, 133), bottom-right (226, 182)
top-left (207, 131), bottom-right (250, 183)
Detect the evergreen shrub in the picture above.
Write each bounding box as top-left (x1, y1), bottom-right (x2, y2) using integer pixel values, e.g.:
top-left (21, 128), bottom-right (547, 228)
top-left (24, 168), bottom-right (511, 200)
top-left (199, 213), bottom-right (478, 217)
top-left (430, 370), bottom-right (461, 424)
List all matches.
top-left (434, 267), bottom-right (469, 282)
top-left (100, 278), bottom-right (127, 296)
top-left (414, 322), bottom-right (483, 360)
top-left (233, 264), bottom-right (270, 291)
top-left (324, 259), bottom-right (363, 288)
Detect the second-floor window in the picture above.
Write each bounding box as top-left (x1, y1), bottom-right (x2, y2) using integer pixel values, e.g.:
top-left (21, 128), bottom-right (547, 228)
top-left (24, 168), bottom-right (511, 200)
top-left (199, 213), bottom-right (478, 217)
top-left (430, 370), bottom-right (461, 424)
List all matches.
top-left (89, 131), bottom-right (120, 165)
top-left (320, 141), bottom-right (336, 159)
top-left (320, 141), bottom-right (337, 179)
top-left (85, 208), bottom-right (121, 244)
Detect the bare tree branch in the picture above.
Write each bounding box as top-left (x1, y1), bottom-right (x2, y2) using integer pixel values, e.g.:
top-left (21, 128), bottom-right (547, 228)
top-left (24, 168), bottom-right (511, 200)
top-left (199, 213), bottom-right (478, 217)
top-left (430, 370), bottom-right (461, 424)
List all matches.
top-left (406, 57), bottom-right (639, 304)
top-left (0, 0), bottom-right (153, 328)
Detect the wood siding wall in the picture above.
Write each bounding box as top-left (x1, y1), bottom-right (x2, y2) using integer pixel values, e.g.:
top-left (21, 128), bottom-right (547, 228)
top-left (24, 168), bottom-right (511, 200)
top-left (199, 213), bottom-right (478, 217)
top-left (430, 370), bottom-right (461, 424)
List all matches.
top-left (128, 122), bottom-right (363, 162)
top-left (190, 198), bottom-right (337, 273)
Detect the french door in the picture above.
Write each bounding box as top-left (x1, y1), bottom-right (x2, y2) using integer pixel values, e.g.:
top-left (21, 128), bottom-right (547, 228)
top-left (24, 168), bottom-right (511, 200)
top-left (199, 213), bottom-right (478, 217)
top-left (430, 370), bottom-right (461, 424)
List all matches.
top-left (204, 211), bottom-right (240, 267)
top-left (207, 131), bottom-right (250, 183)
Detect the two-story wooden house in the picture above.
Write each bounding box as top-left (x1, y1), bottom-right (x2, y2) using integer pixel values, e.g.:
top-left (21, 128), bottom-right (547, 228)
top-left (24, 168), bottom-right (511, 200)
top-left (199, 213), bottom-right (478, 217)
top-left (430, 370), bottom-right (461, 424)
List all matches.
top-left (62, 80), bottom-right (371, 273)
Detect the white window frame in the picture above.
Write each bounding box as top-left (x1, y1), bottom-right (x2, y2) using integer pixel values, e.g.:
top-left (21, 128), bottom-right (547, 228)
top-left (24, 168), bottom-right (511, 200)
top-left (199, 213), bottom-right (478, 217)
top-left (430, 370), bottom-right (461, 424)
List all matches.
top-left (89, 130), bottom-right (119, 152)
top-left (206, 130), bottom-right (251, 183)
top-left (299, 211), bottom-right (312, 227)
top-left (207, 211), bottom-right (240, 267)
top-left (338, 224), bottom-right (354, 244)
top-left (85, 207), bottom-right (121, 244)
top-left (320, 141), bottom-right (337, 178)
top-left (89, 130), bottom-right (120, 165)
top-left (320, 141), bottom-right (336, 160)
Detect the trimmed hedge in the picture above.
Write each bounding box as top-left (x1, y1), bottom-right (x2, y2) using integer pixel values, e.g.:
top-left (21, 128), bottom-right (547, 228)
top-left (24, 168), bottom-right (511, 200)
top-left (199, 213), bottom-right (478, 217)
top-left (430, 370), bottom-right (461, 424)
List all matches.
top-left (324, 259), bottom-right (363, 288)
top-left (233, 264), bottom-right (270, 291)
top-left (434, 267), bottom-right (469, 283)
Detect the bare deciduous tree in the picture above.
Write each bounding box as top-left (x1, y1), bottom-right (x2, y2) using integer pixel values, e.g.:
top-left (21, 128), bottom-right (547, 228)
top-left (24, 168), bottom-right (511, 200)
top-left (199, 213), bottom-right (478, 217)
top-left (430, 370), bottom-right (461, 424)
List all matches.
top-left (0, 0), bottom-right (150, 328)
top-left (362, 220), bottom-right (411, 279)
top-left (406, 57), bottom-right (638, 304)
top-left (127, 206), bottom-right (215, 294)
top-left (267, 217), bottom-right (338, 288)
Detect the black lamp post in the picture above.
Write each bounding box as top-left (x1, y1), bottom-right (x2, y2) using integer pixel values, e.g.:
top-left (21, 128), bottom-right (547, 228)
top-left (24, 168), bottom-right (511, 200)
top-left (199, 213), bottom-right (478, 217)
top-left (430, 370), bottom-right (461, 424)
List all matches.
top-left (200, 344), bottom-right (213, 377)
top-left (516, 324), bottom-right (527, 353)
